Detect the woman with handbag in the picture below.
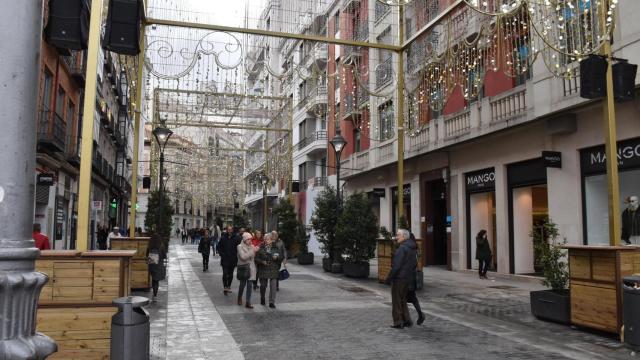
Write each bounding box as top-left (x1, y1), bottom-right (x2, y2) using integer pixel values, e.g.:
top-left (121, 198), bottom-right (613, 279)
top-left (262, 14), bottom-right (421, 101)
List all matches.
top-left (236, 232), bottom-right (256, 308)
top-left (256, 233), bottom-right (284, 308)
top-left (147, 234), bottom-right (167, 302)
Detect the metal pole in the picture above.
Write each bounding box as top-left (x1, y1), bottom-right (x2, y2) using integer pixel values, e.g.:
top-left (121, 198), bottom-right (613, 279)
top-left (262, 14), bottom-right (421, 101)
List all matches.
top-left (76, 0), bottom-right (105, 250)
top-left (158, 152), bottom-right (164, 235)
top-left (0, 0), bottom-right (57, 357)
top-left (600, 2), bottom-right (621, 246)
top-left (396, 4), bottom-right (406, 223)
top-left (332, 151), bottom-right (343, 273)
top-left (129, 25), bottom-right (146, 237)
top-left (262, 185), bottom-right (268, 233)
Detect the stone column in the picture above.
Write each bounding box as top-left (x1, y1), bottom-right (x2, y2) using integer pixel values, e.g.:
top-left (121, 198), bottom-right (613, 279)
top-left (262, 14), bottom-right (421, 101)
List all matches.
top-left (0, 0), bottom-right (57, 358)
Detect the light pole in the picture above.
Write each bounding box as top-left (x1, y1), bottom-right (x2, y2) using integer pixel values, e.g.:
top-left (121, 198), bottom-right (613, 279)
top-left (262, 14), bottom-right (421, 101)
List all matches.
top-left (232, 188), bottom-right (238, 226)
top-left (0, 1), bottom-right (57, 356)
top-left (260, 173), bottom-right (269, 233)
top-left (152, 121), bottom-right (173, 236)
top-left (329, 132), bottom-right (347, 273)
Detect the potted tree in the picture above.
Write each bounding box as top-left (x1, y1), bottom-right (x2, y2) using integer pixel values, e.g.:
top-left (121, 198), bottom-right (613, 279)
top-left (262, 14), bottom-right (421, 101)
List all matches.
top-left (273, 199), bottom-right (298, 257)
top-left (529, 219), bottom-right (570, 324)
top-left (336, 192), bottom-right (378, 278)
top-left (144, 189), bottom-right (174, 250)
top-left (296, 223), bottom-right (314, 265)
top-left (311, 186), bottom-right (339, 272)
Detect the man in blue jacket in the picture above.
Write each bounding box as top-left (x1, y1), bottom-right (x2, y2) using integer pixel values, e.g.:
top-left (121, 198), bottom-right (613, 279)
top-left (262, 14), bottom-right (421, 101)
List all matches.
top-left (385, 228), bottom-right (417, 329)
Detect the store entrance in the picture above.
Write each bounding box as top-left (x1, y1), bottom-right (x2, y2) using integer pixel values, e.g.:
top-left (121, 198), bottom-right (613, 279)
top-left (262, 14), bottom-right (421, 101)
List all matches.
top-left (512, 185), bottom-right (548, 274)
top-left (425, 179), bottom-right (448, 266)
top-left (468, 192), bottom-right (497, 271)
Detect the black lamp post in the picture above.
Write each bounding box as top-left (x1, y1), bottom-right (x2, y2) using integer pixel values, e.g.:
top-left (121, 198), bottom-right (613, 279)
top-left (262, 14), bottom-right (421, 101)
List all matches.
top-left (152, 121), bottom-right (173, 235)
top-left (260, 173), bottom-right (269, 233)
top-left (232, 188), bottom-right (239, 226)
top-left (329, 131), bottom-right (347, 273)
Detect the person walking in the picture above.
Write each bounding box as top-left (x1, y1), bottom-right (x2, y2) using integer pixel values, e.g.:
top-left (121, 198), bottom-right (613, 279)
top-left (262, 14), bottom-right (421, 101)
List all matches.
top-left (255, 233), bottom-right (284, 308)
top-left (198, 229), bottom-right (212, 271)
top-left (251, 230), bottom-right (264, 290)
top-left (181, 227), bottom-right (187, 244)
top-left (147, 234), bottom-right (167, 302)
top-left (272, 230), bottom-right (286, 291)
top-left (217, 225), bottom-right (241, 294)
top-left (210, 223), bottom-right (221, 256)
top-left (385, 228), bottom-right (417, 329)
top-left (96, 224), bottom-right (108, 250)
top-left (476, 230), bottom-right (492, 279)
top-left (406, 233), bottom-right (425, 325)
top-left (32, 223), bottom-right (51, 250)
top-left (237, 232), bottom-right (257, 309)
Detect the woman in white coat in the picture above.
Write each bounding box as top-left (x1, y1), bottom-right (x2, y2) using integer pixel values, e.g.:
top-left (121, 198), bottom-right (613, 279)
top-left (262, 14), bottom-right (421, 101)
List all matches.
top-left (237, 232), bottom-right (257, 309)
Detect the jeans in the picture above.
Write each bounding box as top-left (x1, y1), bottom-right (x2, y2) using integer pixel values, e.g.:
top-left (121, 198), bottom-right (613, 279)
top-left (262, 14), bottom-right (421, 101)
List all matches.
top-left (238, 279), bottom-right (252, 303)
top-left (391, 280), bottom-right (411, 326)
top-left (478, 258), bottom-right (490, 277)
top-left (211, 240), bottom-right (219, 255)
top-left (222, 265), bottom-right (235, 288)
top-left (259, 278), bottom-right (277, 304)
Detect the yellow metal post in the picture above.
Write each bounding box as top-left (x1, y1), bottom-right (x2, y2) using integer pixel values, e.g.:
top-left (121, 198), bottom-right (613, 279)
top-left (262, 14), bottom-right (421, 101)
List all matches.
top-left (76, 0), bottom-right (104, 251)
top-left (129, 26), bottom-right (146, 237)
top-left (396, 5), bottom-right (405, 223)
top-left (600, 2), bottom-right (621, 246)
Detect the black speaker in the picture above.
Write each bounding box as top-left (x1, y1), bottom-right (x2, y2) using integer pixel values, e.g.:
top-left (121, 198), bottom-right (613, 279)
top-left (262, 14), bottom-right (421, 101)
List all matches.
top-left (142, 176), bottom-right (150, 189)
top-left (45, 0), bottom-right (90, 51)
top-left (291, 181), bottom-right (300, 193)
top-left (613, 61), bottom-right (638, 102)
top-left (580, 55), bottom-right (607, 99)
top-left (103, 0), bottom-right (143, 55)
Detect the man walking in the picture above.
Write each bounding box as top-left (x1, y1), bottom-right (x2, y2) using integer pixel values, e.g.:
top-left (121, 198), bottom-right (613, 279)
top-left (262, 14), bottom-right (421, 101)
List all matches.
top-left (217, 225), bottom-right (241, 294)
top-left (32, 223), bottom-right (51, 250)
top-left (107, 226), bottom-right (121, 250)
top-left (385, 228), bottom-right (417, 329)
top-left (210, 222), bottom-right (221, 256)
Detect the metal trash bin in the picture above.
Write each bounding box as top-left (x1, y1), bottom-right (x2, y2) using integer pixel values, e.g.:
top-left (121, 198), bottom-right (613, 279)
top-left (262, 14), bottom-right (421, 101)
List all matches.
top-left (623, 275), bottom-right (640, 349)
top-left (111, 296), bottom-right (150, 360)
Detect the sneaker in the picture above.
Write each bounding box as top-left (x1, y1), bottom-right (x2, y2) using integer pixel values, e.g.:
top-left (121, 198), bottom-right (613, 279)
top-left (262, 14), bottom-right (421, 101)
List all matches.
top-left (260, 298), bottom-right (266, 306)
top-left (245, 303), bottom-right (254, 309)
top-left (417, 312), bottom-right (425, 325)
top-left (390, 324), bottom-right (404, 329)
top-left (237, 298), bottom-right (243, 306)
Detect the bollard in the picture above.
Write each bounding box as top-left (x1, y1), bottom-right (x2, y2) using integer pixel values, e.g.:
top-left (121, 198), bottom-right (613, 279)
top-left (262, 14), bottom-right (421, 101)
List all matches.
top-left (111, 296), bottom-right (150, 360)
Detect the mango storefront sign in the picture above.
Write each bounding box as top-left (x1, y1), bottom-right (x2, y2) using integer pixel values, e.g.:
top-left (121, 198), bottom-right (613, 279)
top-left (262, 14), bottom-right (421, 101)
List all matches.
top-left (465, 167), bottom-right (495, 192)
top-left (580, 137), bottom-right (640, 175)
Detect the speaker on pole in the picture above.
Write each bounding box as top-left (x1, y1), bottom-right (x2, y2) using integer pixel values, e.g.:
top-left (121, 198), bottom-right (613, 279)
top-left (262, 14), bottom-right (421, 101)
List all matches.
top-left (45, 0), bottom-right (90, 51)
top-left (580, 55), bottom-right (608, 99)
top-left (613, 61), bottom-right (638, 102)
top-left (103, 0), bottom-right (143, 55)
top-left (291, 181), bottom-right (300, 193)
top-left (142, 176), bottom-right (151, 189)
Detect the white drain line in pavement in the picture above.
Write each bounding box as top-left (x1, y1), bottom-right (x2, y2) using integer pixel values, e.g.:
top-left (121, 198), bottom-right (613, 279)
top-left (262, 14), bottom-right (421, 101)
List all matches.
top-left (167, 245), bottom-right (244, 360)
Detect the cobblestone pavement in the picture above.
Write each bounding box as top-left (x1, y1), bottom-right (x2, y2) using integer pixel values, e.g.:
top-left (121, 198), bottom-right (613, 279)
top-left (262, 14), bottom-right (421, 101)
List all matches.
top-left (144, 239), bottom-right (632, 360)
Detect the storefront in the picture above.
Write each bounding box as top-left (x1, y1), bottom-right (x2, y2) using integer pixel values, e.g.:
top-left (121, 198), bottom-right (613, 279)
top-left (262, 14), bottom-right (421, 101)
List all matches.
top-left (465, 168), bottom-right (497, 271)
top-left (508, 158), bottom-right (548, 274)
top-left (581, 136), bottom-right (640, 245)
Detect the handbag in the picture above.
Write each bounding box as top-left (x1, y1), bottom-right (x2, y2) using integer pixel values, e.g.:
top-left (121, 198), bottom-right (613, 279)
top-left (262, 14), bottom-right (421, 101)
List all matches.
top-left (278, 267), bottom-right (290, 281)
top-left (236, 264), bottom-right (250, 280)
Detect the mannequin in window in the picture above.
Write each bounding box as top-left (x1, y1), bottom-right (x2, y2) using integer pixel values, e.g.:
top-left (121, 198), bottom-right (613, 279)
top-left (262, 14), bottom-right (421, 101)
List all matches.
top-left (622, 196), bottom-right (640, 245)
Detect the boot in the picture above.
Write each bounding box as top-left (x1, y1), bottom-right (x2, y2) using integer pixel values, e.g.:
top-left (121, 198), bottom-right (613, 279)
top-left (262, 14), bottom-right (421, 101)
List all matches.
top-left (237, 297), bottom-right (243, 306)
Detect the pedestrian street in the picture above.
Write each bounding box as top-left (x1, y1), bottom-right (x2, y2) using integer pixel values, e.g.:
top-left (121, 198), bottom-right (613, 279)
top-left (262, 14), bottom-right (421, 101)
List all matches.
top-left (140, 238), bottom-right (630, 360)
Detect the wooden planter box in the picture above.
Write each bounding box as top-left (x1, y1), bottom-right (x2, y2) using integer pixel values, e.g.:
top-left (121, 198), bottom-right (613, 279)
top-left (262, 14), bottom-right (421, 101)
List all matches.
top-left (565, 245), bottom-right (640, 334)
top-left (36, 250), bottom-right (136, 359)
top-left (110, 237), bottom-right (150, 290)
top-left (377, 238), bottom-right (424, 283)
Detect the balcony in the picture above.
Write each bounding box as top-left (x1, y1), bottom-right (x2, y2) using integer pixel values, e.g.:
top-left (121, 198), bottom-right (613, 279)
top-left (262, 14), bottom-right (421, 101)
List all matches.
top-left (294, 130), bottom-right (328, 154)
top-left (443, 110), bottom-right (471, 139)
top-left (92, 151), bottom-right (102, 172)
top-left (375, 1), bottom-right (391, 23)
top-left (342, 94), bottom-right (361, 121)
top-left (375, 57), bottom-right (393, 89)
top-left (66, 127), bottom-right (81, 168)
top-left (305, 84), bottom-right (327, 113)
top-left (490, 86), bottom-right (527, 124)
top-left (62, 51), bottom-right (86, 87)
top-left (312, 176), bottom-right (327, 188)
top-left (37, 110), bottom-right (67, 154)
top-left (342, 0), bottom-right (361, 11)
top-left (356, 85), bottom-right (369, 108)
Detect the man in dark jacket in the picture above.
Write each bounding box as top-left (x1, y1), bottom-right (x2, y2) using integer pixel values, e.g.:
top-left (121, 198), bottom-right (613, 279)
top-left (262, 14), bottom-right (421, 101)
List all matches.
top-left (385, 228), bottom-right (417, 328)
top-left (217, 225), bottom-right (241, 294)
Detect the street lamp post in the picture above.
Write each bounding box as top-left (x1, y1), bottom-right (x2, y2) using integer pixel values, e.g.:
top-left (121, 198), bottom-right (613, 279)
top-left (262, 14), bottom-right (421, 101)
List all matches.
top-left (330, 132), bottom-right (347, 274)
top-left (260, 173), bottom-right (269, 233)
top-left (0, 1), bottom-right (58, 357)
top-left (152, 121), bottom-right (173, 236)
top-left (232, 188), bottom-right (238, 226)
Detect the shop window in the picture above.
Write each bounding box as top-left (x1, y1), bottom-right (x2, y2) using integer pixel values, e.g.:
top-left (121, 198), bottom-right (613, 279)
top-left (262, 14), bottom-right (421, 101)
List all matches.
top-left (378, 100), bottom-right (394, 141)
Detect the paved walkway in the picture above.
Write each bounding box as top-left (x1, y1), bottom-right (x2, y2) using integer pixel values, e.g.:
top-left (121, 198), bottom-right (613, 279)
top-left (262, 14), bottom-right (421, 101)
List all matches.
top-left (142, 239), bottom-right (631, 360)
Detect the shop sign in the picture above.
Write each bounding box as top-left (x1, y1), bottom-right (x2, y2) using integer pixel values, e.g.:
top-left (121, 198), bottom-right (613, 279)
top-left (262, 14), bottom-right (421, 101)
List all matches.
top-left (392, 184), bottom-right (411, 199)
top-left (542, 151), bottom-right (562, 168)
top-left (37, 173), bottom-right (55, 186)
top-left (465, 168), bottom-right (495, 192)
top-left (580, 137), bottom-right (640, 175)
top-left (372, 188), bottom-right (386, 197)
top-left (91, 201), bottom-right (103, 211)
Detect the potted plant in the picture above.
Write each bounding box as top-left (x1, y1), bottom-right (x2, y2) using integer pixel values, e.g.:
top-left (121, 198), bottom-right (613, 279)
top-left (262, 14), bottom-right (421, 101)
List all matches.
top-left (273, 199), bottom-right (298, 257)
top-left (311, 186), bottom-right (339, 272)
top-left (336, 192), bottom-right (378, 278)
top-left (144, 189), bottom-right (174, 250)
top-left (296, 223), bottom-right (314, 265)
top-left (529, 219), bottom-right (570, 324)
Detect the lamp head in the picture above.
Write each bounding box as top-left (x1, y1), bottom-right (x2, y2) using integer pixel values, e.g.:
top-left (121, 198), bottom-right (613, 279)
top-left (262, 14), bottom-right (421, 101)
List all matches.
top-left (152, 124), bottom-right (173, 149)
top-left (330, 133), bottom-right (347, 155)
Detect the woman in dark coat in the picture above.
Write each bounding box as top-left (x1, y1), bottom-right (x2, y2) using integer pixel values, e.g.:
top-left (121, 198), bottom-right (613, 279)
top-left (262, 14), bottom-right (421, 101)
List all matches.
top-left (198, 229), bottom-right (212, 272)
top-left (147, 234), bottom-right (167, 301)
top-left (475, 229), bottom-right (492, 279)
top-left (255, 234), bottom-right (284, 308)
top-left (217, 225), bottom-right (241, 294)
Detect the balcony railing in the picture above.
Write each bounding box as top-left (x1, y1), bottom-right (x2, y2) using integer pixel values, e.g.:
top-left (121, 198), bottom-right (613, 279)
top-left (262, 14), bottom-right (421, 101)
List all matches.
top-left (563, 62), bottom-right (580, 97)
top-left (375, 1), bottom-right (390, 22)
top-left (376, 141), bottom-right (395, 162)
top-left (354, 151), bottom-right (369, 170)
top-left (490, 86), bottom-right (527, 123)
top-left (343, 94), bottom-right (361, 119)
top-left (444, 110), bottom-right (471, 138)
top-left (376, 57), bottom-right (393, 89)
top-left (37, 110), bottom-right (67, 153)
top-left (313, 176), bottom-right (327, 188)
top-left (294, 130), bottom-right (328, 152)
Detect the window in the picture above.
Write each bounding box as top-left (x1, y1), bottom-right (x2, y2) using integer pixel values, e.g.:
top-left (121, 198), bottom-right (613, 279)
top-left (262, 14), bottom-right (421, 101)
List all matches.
top-left (379, 101), bottom-right (394, 141)
top-left (55, 86), bottom-right (66, 119)
top-left (354, 129), bottom-right (361, 153)
top-left (42, 70), bottom-right (53, 111)
top-left (320, 157), bottom-right (327, 177)
top-left (334, 11), bottom-right (340, 35)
